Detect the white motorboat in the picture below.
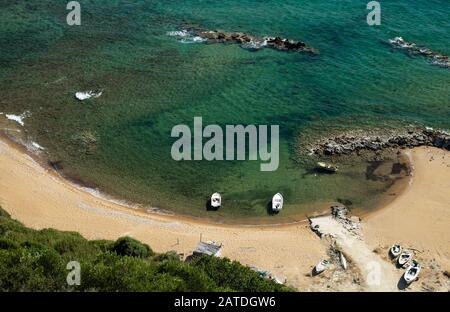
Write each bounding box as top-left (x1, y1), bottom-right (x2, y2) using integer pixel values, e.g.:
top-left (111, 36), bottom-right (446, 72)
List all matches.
top-left (314, 260), bottom-right (330, 274)
top-left (75, 90), bottom-right (103, 101)
top-left (317, 162), bottom-right (339, 173)
top-left (272, 193), bottom-right (284, 212)
top-left (390, 244), bottom-right (402, 258)
top-left (404, 260), bottom-right (421, 284)
top-left (398, 251), bottom-right (413, 267)
top-left (210, 192), bottom-right (222, 209)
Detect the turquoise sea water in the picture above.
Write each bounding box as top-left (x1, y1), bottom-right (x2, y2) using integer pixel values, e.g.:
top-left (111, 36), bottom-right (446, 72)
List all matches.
top-left (0, 1), bottom-right (449, 222)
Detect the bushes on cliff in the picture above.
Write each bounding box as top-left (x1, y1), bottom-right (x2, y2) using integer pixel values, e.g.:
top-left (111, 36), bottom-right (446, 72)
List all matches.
top-left (111, 236), bottom-right (153, 258)
top-left (0, 206), bottom-right (292, 292)
top-left (190, 255), bottom-right (289, 292)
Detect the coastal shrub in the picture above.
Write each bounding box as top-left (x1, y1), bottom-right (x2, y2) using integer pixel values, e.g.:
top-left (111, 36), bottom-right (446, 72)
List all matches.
top-left (151, 250), bottom-right (180, 262)
top-left (191, 256), bottom-right (292, 292)
top-left (0, 210), bottom-right (292, 292)
top-left (0, 218), bottom-right (27, 236)
top-left (0, 247), bottom-right (67, 291)
top-left (0, 238), bottom-right (19, 250)
top-left (91, 239), bottom-right (114, 252)
top-left (155, 260), bottom-right (219, 292)
top-left (111, 236), bottom-right (153, 258)
top-left (78, 253), bottom-right (157, 291)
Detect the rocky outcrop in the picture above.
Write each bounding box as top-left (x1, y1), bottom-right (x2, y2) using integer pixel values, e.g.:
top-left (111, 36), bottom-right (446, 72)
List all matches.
top-left (170, 29), bottom-right (317, 54)
top-left (389, 37), bottom-right (449, 69)
top-left (307, 127), bottom-right (450, 156)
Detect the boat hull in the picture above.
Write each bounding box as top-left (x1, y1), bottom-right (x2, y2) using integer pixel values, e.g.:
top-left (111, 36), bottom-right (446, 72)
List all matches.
top-left (271, 193), bottom-right (284, 212)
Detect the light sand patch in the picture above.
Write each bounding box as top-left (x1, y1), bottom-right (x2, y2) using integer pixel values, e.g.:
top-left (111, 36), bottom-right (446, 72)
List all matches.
top-left (310, 215), bottom-right (399, 291)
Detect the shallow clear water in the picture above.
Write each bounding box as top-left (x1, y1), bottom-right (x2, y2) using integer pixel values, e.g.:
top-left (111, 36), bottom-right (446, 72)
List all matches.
top-left (0, 0), bottom-right (449, 222)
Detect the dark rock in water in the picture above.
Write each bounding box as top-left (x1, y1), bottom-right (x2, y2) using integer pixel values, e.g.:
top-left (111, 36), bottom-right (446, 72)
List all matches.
top-left (388, 37), bottom-right (450, 69)
top-left (49, 160), bottom-right (64, 171)
top-left (172, 29), bottom-right (317, 54)
top-left (337, 198), bottom-right (353, 207)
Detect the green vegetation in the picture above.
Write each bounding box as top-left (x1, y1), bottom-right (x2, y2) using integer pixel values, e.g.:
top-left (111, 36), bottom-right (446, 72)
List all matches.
top-left (0, 207), bottom-right (292, 292)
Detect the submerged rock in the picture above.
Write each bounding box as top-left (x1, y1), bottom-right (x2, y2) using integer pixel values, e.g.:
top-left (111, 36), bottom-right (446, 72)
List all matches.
top-left (71, 130), bottom-right (98, 155)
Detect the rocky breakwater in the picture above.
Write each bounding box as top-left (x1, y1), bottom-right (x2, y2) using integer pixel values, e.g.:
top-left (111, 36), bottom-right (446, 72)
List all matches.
top-left (307, 127), bottom-right (450, 156)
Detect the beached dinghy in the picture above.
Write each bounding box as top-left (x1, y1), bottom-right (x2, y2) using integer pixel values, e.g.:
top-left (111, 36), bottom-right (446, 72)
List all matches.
top-left (210, 192), bottom-right (222, 209)
top-left (339, 252), bottom-right (348, 270)
top-left (390, 244), bottom-right (402, 258)
top-left (314, 260), bottom-right (330, 274)
top-left (272, 193), bottom-right (284, 212)
top-left (316, 162), bottom-right (339, 173)
top-left (75, 90), bottom-right (103, 101)
top-left (398, 251), bottom-right (413, 267)
top-left (404, 260), bottom-right (421, 284)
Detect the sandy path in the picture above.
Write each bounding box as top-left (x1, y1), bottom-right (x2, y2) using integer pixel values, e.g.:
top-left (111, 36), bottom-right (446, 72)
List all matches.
top-left (310, 216), bottom-right (399, 291)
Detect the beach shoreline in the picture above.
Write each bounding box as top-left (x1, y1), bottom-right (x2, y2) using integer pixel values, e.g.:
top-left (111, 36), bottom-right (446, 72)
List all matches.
top-left (0, 135), bottom-right (449, 291)
top-left (0, 125), bottom-right (412, 227)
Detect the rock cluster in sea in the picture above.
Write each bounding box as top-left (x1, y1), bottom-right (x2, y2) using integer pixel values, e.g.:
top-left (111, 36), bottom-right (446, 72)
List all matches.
top-left (308, 127), bottom-right (450, 156)
top-left (389, 37), bottom-right (450, 68)
top-left (171, 28), bottom-right (317, 53)
top-left (198, 30), bottom-right (316, 53)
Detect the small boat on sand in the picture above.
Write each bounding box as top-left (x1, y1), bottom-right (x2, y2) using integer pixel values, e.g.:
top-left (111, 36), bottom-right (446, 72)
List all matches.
top-left (390, 244), bottom-right (402, 258)
top-left (316, 162), bottom-right (339, 173)
top-left (272, 193), bottom-right (284, 212)
top-left (251, 267), bottom-right (284, 284)
top-left (210, 192), bottom-right (222, 209)
top-left (314, 260), bottom-right (330, 274)
top-left (339, 252), bottom-right (348, 270)
top-left (398, 251), bottom-right (413, 267)
top-left (404, 260), bottom-right (421, 284)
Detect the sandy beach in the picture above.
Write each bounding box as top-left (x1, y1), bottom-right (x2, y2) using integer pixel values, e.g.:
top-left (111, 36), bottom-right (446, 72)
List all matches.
top-left (0, 136), bottom-right (449, 291)
top-left (364, 147), bottom-right (450, 291)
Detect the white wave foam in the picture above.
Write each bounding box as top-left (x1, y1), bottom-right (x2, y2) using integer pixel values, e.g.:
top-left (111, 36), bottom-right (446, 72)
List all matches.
top-left (167, 30), bottom-right (207, 44)
top-left (4, 111), bottom-right (31, 126)
top-left (31, 142), bottom-right (45, 150)
top-left (241, 40), bottom-right (267, 51)
top-left (167, 30), bottom-right (191, 37)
